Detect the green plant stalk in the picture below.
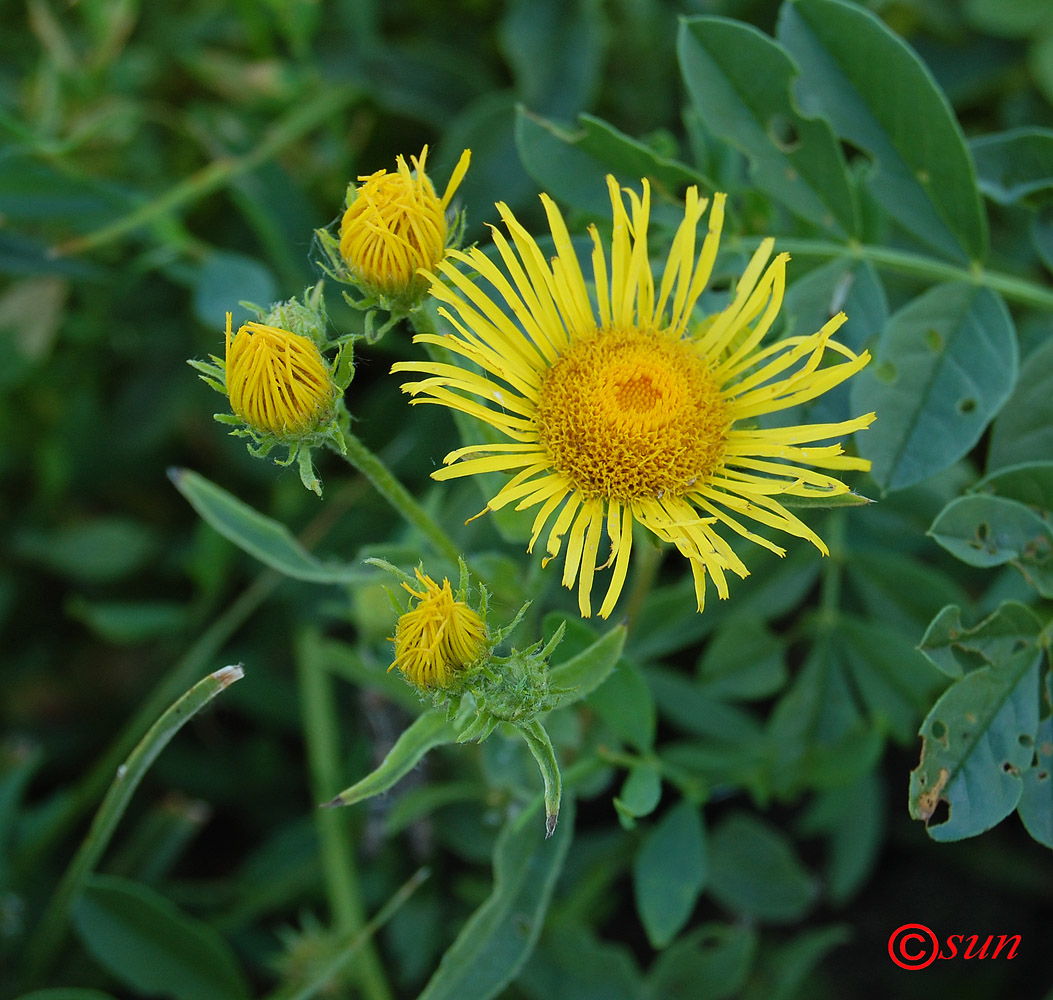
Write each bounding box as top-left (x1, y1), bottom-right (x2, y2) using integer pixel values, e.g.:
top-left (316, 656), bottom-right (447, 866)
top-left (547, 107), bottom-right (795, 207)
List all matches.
top-left (296, 632), bottom-right (393, 1000)
top-left (335, 427), bottom-right (462, 565)
top-left (50, 84), bottom-right (361, 258)
top-left (264, 867), bottom-right (430, 1000)
top-left (736, 237), bottom-right (1053, 311)
top-left (23, 665), bottom-right (245, 984)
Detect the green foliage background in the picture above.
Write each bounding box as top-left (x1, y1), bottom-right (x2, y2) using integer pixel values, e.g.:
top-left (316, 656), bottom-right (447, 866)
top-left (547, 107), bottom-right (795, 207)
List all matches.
top-left (2, 0), bottom-right (1051, 998)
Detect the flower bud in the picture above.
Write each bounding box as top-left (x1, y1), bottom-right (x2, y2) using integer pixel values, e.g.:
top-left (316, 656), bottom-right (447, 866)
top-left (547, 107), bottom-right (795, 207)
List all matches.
top-left (224, 313), bottom-right (336, 438)
top-left (391, 567), bottom-right (488, 691)
top-left (338, 146), bottom-right (470, 304)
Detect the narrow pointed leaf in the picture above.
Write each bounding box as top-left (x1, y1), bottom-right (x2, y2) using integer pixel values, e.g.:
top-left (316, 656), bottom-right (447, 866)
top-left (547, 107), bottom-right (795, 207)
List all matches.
top-left (417, 797), bottom-right (575, 1000)
top-left (170, 467), bottom-right (369, 584)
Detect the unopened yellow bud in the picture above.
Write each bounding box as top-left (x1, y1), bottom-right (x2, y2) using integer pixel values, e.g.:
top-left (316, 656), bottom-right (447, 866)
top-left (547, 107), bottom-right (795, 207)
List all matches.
top-left (224, 313), bottom-right (336, 437)
top-left (339, 146), bottom-right (470, 300)
top-left (390, 568), bottom-right (487, 690)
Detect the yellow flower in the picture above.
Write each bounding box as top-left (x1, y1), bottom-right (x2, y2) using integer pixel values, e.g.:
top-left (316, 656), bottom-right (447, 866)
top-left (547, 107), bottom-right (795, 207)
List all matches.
top-left (391, 568), bottom-right (488, 690)
top-left (224, 313), bottom-right (336, 437)
top-left (393, 177), bottom-right (875, 619)
top-left (339, 146), bottom-right (471, 300)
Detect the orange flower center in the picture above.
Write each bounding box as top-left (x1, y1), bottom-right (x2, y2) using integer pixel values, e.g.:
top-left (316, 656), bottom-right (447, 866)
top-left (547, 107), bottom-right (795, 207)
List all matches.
top-left (534, 328), bottom-right (728, 500)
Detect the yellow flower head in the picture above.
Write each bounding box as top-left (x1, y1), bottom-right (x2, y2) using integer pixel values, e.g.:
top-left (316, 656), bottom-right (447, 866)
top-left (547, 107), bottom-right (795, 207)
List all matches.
top-left (339, 146), bottom-right (471, 300)
top-left (393, 177), bottom-right (875, 619)
top-left (224, 313), bottom-right (336, 437)
top-left (391, 568), bottom-right (488, 690)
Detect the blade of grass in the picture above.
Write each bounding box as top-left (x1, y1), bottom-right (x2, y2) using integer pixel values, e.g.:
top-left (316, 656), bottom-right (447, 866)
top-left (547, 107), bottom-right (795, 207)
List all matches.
top-left (24, 665), bottom-right (245, 984)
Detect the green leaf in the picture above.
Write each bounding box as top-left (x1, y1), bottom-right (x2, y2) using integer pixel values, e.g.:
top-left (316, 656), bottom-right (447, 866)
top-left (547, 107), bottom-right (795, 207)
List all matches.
top-left (846, 549), bottom-right (970, 638)
top-left (644, 923), bottom-right (757, 1000)
top-left (633, 800), bottom-right (707, 948)
top-left (777, 491), bottom-right (873, 510)
top-left (929, 496), bottom-right (1053, 595)
top-left (973, 460), bottom-right (1053, 511)
top-left (706, 812), bottom-right (817, 923)
top-left (965, 0), bottom-right (1053, 37)
top-left (417, 797), bottom-right (575, 1000)
top-left (743, 925), bottom-right (850, 1000)
top-left (778, 0), bottom-right (988, 261)
top-left (548, 624), bottom-right (627, 707)
top-left (697, 617), bottom-right (787, 701)
top-left (1017, 715), bottom-right (1052, 848)
top-left (515, 108), bottom-right (711, 217)
top-left (613, 763), bottom-right (662, 828)
top-left (647, 665), bottom-right (765, 743)
top-left (169, 468), bottom-right (369, 584)
top-left (498, 0), bottom-right (605, 121)
top-left (970, 128), bottom-right (1053, 205)
top-left (909, 647), bottom-right (1041, 841)
top-left (851, 283), bottom-right (1017, 492)
top-left (836, 615), bottom-right (948, 745)
top-left (71, 875), bottom-right (250, 1000)
top-left (766, 632), bottom-right (885, 793)
top-left (678, 16), bottom-right (857, 235)
top-left (918, 602), bottom-right (1043, 678)
top-left (26, 667), bottom-right (244, 979)
top-left (16, 992), bottom-right (120, 1000)
top-left (192, 250), bottom-right (277, 328)
top-left (66, 598), bottom-right (190, 645)
top-left (329, 709), bottom-right (457, 807)
top-left (987, 337), bottom-right (1053, 471)
top-left (519, 922), bottom-right (643, 1000)
top-left (586, 660), bottom-right (655, 751)
top-left (796, 771), bottom-right (883, 904)
top-left (12, 517), bottom-right (158, 584)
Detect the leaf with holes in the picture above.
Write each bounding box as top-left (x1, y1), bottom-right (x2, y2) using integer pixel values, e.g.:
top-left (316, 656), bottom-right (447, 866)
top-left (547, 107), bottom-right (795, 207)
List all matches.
top-left (678, 16), bottom-right (857, 235)
top-left (929, 495), bottom-right (1053, 596)
top-left (1017, 715), bottom-right (1053, 849)
top-left (850, 283), bottom-right (1017, 493)
top-left (918, 602), bottom-right (1044, 678)
top-left (777, 0), bottom-right (988, 261)
top-left (909, 647), bottom-right (1041, 841)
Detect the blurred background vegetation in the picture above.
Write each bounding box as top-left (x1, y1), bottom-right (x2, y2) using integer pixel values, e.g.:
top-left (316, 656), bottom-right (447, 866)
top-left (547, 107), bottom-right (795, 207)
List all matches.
top-left (2, 0), bottom-right (1051, 998)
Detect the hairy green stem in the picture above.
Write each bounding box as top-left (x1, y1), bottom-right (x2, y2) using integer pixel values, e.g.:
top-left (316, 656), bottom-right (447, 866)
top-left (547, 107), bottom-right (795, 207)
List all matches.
top-left (336, 427), bottom-right (462, 565)
top-left (23, 666), bottom-right (244, 984)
